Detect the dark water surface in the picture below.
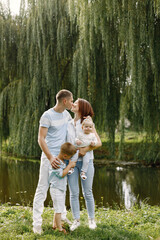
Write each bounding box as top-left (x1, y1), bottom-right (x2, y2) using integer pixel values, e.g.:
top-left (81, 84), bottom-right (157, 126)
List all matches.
top-left (0, 157), bottom-right (160, 209)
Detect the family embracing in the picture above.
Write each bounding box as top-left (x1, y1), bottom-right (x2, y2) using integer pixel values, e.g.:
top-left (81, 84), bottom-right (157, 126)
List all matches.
top-left (32, 89), bottom-right (102, 234)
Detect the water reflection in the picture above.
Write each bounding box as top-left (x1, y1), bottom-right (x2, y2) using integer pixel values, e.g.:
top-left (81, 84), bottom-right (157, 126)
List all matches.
top-left (0, 158), bottom-right (39, 205)
top-left (122, 180), bottom-right (137, 209)
top-left (0, 157), bottom-right (160, 208)
top-left (93, 165), bottom-right (160, 208)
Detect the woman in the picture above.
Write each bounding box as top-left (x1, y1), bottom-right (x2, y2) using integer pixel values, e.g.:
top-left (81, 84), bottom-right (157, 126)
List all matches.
top-left (66, 98), bottom-right (102, 231)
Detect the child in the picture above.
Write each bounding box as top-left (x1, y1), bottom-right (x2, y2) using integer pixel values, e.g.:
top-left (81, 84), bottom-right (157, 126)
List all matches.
top-left (68, 118), bottom-right (97, 180)
top-left (48, 142), bottom-right (78, 233)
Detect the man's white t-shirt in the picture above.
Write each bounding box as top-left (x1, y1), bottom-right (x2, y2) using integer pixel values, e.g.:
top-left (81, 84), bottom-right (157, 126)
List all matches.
top-left (40, 108), bottom-right (72, 157)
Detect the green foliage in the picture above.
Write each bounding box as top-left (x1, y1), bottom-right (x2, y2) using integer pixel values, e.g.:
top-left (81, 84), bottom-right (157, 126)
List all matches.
top-left (0, 0), bottom-right (159, 158)
top-left (94, 131), bottom-right (160, 163)
top-left (0, 204), bottom-right (160, 239)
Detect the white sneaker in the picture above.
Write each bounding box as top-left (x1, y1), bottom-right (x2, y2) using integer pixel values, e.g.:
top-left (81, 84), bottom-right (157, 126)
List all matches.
top-left (89, 219), bottom-right (97, 229)
top-left (33, 226), bottom-right (42, 234)
top-left (62, 217), bottom-right (72, 225)
top-left (70, 220), bottom-right (80, 231)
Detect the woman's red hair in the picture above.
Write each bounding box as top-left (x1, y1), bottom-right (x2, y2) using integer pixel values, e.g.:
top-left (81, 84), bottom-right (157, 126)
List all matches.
top-left (78, 98), bottom-right (94, 123)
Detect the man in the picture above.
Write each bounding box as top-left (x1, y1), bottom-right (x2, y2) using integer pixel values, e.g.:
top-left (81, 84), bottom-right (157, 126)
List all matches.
top-left (33, 89), bottom-right (73, 234)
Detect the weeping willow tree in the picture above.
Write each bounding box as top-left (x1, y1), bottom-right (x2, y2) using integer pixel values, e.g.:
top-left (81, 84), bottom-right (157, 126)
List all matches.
top-left (0, 0), bottom-right (160, 159)
top-left (0, 0), bottom-right (77, 157)
top-left (69, 0), bottom-right (124, 155)
top-left (68, 0), bottom-right (160, 157)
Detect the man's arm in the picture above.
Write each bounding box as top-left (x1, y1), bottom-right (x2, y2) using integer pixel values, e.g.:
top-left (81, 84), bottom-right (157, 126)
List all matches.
top-left (79, 126), bottom-right (102, 157)
top-left (38, 126), bottom-right (60, 168)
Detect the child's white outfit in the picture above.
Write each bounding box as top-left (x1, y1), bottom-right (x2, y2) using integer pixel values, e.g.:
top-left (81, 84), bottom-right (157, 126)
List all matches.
top-left (48, 160), bottom-right (67, 213)
top-left (49, 151), bottom-right (78, 212)
top-left (75, 132), bottom-right (97, 174)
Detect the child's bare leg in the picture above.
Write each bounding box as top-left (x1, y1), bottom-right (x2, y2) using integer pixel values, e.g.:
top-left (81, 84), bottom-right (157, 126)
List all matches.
top-left (52, 214), bottom-right (57, 229)
top-left (55, 213), bottom-right (62, 231)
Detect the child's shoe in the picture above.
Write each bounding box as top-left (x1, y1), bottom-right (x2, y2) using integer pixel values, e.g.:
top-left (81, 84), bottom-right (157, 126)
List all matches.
top-left (68, 168), bottom-right (74, 175)
top-left (59, 228), bottom-right (67, 234)
top-left (80, 171), bottom-right (87, 180)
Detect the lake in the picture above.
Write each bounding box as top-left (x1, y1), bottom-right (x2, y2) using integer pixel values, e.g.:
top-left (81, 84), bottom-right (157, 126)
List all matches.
top-left (0, 157), bottom-right (160, 209)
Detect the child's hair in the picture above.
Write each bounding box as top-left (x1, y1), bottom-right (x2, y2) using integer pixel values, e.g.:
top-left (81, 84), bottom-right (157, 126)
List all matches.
top-left (60, 142), bottom-right (77, 156)
top-left (82, 118), bottom-right (93, 127)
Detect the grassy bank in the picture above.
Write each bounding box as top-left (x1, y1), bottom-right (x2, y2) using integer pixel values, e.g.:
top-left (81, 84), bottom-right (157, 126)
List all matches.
top-left (94, 131), bottom-right (160, 164)
top-left (94, 141), bottom-right (160, 165)
top-left (1, 130), bottom-right (160, 165)
top-left (0, 204), bottom-right (160, 240)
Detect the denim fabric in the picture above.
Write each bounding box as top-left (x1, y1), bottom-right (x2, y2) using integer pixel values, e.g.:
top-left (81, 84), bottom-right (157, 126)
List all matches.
top-left (66, 159), bottom-right (95, 220)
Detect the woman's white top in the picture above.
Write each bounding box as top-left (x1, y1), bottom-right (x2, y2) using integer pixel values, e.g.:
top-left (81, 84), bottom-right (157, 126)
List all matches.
top-left (67, 119), bottom-right (94, 160)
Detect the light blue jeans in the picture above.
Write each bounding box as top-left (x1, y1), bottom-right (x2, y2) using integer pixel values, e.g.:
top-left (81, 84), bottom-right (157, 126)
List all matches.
top-left (65, 159), bottom-right (95, 220)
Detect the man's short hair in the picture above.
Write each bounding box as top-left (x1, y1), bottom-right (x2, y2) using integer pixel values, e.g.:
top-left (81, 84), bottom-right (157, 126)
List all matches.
top-left (60, 142), bottom-right (77, 156)
top-left (56, 89), bottom-right (72, 102)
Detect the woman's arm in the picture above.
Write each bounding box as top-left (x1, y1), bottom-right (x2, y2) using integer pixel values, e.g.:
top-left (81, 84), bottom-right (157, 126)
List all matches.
top-left (92, 126), bottom-right (102, 148)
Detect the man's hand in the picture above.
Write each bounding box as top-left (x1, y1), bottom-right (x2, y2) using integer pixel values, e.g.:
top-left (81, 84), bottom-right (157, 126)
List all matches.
top-left (79, 147), bottom-right (87, 157)
top-left (49, 156), bottom-right (60, 169)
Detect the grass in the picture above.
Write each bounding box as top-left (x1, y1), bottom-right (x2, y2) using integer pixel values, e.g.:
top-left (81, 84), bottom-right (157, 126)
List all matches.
top-left (0, 204), bottom-right (160, 240)
top-left (100, 130), bottom-right (146, 143)
top-left (94, 130), bottom-right (160, 164)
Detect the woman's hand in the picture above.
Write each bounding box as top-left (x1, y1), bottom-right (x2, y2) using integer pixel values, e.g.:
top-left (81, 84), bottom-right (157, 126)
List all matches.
top-left (90, 141), bottom-right (96, 147)
top-left (79, 147), bottom-right (87, 157)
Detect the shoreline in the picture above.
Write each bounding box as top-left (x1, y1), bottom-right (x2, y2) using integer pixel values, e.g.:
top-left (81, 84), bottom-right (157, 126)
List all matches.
top-left (1, 151), bottom-right (160, 168)
top-left (94, 159), bottom-right (160, 167)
